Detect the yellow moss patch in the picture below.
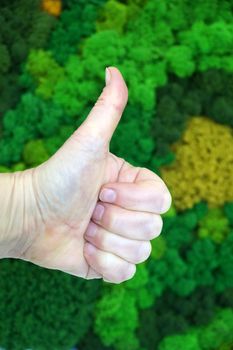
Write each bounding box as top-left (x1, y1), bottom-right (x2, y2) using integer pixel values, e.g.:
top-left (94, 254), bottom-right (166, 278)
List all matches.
top-left (161, 116), bottom-right (233, 211)
top-left (42, 0), bottom-right (62, 17)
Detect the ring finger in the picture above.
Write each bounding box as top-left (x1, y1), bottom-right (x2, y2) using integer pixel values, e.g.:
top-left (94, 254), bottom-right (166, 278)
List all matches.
top-left (84, 221), bottom-right (152, 264)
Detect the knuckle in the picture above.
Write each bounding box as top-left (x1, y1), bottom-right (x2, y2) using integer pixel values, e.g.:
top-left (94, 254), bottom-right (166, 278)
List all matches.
top-left (109, 99), bottom-right (124, 114)
top-left (123, 263), bottom-right (136, 282)
top-left (161, 189), bottom-right (172, 213)
top-left (155, 180), bottom-right (166, 194)
top-left (104, 269), bottom-right (120, 284)
top-left (135, 242), bottom-right (152, 263)
top-left (95, 95), bottom-right (106, 107)
top-left (111, 265), bottom-right (126, 284)
top-left (111, 274), bottom-right (124, 284)
top-left (95, 89), bottom-right (125, 115)
top-left (155, 182), bottom-right (172, 213)
top-left (101, 256), bottom-right (131, 285)
top-left (111, 263), bottom-right (136, 284)
top-left (147, 215), bottom-right (163, 239)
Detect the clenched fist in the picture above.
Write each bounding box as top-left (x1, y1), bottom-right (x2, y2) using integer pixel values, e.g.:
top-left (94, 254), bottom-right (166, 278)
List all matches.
top-left (0, 67), bottom-right (172, 284)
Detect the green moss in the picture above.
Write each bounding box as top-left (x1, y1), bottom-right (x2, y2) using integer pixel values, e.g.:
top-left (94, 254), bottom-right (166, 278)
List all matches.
top-left (0, 259), bottom-right (101, 350)
top-left (23, 139), bottom-right (50, 166)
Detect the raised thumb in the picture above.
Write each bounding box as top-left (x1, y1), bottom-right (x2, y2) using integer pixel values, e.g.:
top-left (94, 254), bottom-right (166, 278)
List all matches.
top-left (75, 66), bottom-right (128, 145)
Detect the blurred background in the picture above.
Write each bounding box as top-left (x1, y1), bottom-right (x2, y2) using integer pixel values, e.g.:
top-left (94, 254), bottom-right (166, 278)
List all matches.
top-left (0, 0), bottom-right (233, 349)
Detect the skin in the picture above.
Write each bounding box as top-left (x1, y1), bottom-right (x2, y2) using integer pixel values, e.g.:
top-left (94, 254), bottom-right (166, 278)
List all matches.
top-left (0, 67), bottom-right (172, 284)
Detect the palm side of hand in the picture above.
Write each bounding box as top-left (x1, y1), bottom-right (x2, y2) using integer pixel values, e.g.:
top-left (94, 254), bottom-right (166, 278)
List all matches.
top-left (21, 145), bottom-right (125, 279)
top-left (19, 67), bottom-right (172, 283)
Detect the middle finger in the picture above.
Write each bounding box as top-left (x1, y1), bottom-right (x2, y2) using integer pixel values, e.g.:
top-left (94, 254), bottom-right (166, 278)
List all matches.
top-left (91, 202), bottom-right (163, 240)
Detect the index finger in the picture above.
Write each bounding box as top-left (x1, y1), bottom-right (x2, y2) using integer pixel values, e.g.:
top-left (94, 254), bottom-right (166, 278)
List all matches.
top-left (99, 177), bottom-right (172, 214)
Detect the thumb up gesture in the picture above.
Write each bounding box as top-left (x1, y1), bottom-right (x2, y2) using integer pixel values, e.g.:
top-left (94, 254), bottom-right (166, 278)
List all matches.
top-left (18, 67), bottom-right (172, 283)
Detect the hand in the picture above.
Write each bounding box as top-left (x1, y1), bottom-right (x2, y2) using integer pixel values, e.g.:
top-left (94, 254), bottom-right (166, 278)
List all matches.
top-left (17, 67), bottom-right (172, 283)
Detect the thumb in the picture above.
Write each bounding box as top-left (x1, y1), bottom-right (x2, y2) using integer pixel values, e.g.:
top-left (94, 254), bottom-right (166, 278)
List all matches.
top-left (75, 66), bottom-right (128, 144)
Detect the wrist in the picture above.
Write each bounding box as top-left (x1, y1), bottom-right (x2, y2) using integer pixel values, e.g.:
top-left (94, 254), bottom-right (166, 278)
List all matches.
top-left (0, 169), bottom-right (38, 259)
